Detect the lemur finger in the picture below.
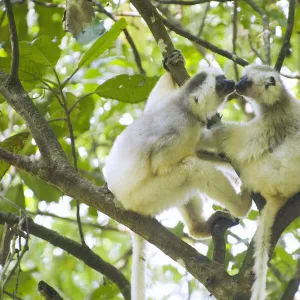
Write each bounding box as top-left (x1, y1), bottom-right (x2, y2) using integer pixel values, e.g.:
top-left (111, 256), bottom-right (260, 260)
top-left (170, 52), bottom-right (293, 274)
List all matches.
top-left (162, 50), bottom-right (185, 72)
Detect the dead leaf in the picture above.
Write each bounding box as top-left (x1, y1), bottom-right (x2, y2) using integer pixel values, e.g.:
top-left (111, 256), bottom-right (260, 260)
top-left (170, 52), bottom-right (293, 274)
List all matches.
top-left (64, 0), bottom-right (95, 36)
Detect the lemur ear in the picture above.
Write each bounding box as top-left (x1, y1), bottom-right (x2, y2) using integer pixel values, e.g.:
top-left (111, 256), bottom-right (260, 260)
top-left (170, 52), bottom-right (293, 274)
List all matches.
top-left (265, 76), bottom-right (276, 89)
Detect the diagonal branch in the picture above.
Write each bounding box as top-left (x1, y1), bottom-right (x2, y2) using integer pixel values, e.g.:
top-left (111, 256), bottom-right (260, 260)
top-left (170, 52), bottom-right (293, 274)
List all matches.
top-left (3, 0), bottom-right (19, 80)
top-left (281, 255), bottom-right (300, 300)
top-left (162, 17), bottom-right (249, 67)
top-left (130, 0), bottom-right (190, 85)
top-left (0, 70), bottom-right (68, 165)
top-left (0, 212), bottom-right (131, 300)
top-left (245, 0), bottom-right (271, 65)
top-left (93, 1), bottom-right (145, 75)
top-left (275, 0), bottom-right (296, 71)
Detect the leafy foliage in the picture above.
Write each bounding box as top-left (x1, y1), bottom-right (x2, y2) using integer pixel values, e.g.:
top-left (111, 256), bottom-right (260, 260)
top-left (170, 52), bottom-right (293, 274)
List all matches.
top-left (0, 0), bottom-right (299, 299)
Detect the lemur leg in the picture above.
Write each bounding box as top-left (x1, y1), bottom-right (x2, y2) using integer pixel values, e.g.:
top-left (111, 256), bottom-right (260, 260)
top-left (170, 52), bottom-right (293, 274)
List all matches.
top-left (178, 194), bottom-right (236, 239)
top-left (179, 157), bottom-right (251, 238)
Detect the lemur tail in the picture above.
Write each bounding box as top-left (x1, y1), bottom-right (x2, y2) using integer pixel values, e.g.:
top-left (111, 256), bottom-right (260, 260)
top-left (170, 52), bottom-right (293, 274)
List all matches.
top-left (131, 233), bottom-right (146, 300)
top-left (251, 202), bottom-right (279, 300)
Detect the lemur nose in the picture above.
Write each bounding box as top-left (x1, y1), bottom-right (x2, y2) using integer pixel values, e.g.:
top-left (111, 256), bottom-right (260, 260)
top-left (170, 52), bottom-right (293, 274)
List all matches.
top-left (236, 75), bottom-right (252, 92)
top-left (224, 80), bottom-right (235, 92)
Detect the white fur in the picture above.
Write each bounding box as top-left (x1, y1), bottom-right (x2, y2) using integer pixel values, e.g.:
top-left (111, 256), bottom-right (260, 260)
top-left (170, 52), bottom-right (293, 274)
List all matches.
top-left (251, 201), bottom-right (279, 300)
top-left (105, 68), bottom-right (251, 300)
top-left (203, 64), bottom-right (300, 299)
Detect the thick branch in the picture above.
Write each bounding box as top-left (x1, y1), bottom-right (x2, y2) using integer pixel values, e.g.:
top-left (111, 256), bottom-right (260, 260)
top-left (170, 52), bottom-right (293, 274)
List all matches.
top-left (239, 193), bottom-right (300, 283)
top-left (275, 0), bottom-right (296, 71)
top-left (0, 70), bottom-right (68, 165)
top-left (1, 150), bottom-right (237, 299)
top-left (162, 18), bottom-right (249, 67)
top-left (0, 212), bottom-right (131, 300)
top-left (130, 0), bottom-right (190, 85)
top-left (3, 0), bottom-right (19, 80)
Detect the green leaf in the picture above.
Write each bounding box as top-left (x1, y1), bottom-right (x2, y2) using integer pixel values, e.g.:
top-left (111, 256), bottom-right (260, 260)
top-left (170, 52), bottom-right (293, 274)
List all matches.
top-left (0, 132), bottom-right (30, 179)
top-left (16, 36), bottom-right (61, 81)
top-left (1, 183), bottom-right (25, 212)
top-left (20, 172), bottom-right (62, 203)
top-left (78, 18), bottom-right (127, 69)
top-left (32, 35), bottom-right (61, 67)
top-left (95, 74), bottom-right (159, 103)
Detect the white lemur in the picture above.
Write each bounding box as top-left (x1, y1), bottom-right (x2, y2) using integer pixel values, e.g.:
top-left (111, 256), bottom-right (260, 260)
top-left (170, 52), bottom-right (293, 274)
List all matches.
top-left (199, 64), bottom-right (300, 300)
top-left (105, 59), bottom-right (252, 300)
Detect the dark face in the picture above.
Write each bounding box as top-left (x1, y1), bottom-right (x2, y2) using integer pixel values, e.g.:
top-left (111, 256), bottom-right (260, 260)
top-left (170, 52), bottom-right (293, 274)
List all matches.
top-left (235, 75), bottom-right (253, 94)
top-left (215, 75), bottom-right (235, 97)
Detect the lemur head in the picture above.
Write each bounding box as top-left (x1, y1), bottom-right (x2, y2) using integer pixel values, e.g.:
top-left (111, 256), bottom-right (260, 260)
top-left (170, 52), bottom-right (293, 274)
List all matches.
top-left (186, 67), bottom-right (235, 119)
top-left (236, 64), bottom-right (286, 106)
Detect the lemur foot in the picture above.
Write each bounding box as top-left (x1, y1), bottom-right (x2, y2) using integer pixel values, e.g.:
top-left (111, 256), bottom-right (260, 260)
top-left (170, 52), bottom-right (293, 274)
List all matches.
top-left (188, 211), bottom-right (238, 239)
top-left (208, 211), bottom-right (239, 232)
top-left (163, 50), bottom-right (185, 72)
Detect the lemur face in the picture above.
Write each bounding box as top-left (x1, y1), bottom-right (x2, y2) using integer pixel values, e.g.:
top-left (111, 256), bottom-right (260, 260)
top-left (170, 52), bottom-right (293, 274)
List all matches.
top-left (236, 64), bottom-right (284, 106)
top-left (190, 68), bottom-right (235, 103)
top-left (187, 67), bottom-right (235, 118)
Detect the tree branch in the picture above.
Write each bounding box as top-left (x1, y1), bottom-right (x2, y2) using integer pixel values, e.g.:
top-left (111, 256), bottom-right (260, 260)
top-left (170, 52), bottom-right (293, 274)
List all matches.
top-left (232, 0), bottom-right (239, 81)
top-left (0, 70), bottom-right (68, 165)
top-left (275, 0), bottom-right (296, 71)
top-left (3, 0), bottom-right (19, 80)
top-left (93, 1), bottom-right (145, 75)
top-left (0, 212), bottom-right (131, 300)
top-left (0, 147), bottom-right (40, 175)
top-left (130, 0), bottom-right (190, 85)
top-left (162, 17), bottom-right (249, 67)
top-left (156, 0), bottom-right (230, 5)
top-left (245, 0), bottom-right (271, 65)
top-left (281, 255), bottom-right (300, 300)
top-left (239, 193), bottom-right (300, 283)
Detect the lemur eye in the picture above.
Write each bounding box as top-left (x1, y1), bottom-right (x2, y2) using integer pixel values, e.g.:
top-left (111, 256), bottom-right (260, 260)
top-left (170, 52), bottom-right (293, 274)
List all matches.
top-left (265, 76), bottom-right (276, 89)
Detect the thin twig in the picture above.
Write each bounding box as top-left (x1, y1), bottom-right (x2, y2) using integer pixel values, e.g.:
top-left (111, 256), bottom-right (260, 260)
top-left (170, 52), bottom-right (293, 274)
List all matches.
top-left (245, 0), bottom-right (271, 64)
top-left (198, 2), bottom-right (210, 37)
top-left (162, 17), bottom-right (249, 67)
top-left (53, 69), bottom-right (86, 246)
top-left (248, 33), bottom-right (265, 63)
top-left (31, 211), bottom-right (121, 232)
top-left (0, 212), bottom-right (131, 300)
top-left (275, 0), bottom-right (296, 71)
top-left (232, 0), bottom-right (239, 81)
top-left (3, 0), bottom-right (19, 80)
top-left (68, 92), bottom-right (95, 114)
top-left (157, 0), bottom-right (230, 5)
top-left (3, 290), bottom-right (23, 300)
top-left (93, 1), bottom-right (145, 74)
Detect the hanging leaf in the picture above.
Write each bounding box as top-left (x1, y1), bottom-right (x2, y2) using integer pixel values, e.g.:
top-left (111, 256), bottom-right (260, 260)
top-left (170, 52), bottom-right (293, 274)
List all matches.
top-left (0, 132), bottom-right (30, 180)
top-left (64, 0), bottom-right (95, 36)
top-left (77, 18), bottom-right (127, 69)
top-left (95, 74), bottom-right (159, 103)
